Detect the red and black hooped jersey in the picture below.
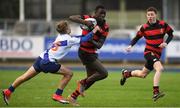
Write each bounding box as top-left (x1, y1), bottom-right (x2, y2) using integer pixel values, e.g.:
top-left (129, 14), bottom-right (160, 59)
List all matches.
top-left (136, 20), bottom-right (173, 58)
top-left (80, 15), bottom-right (109, 53)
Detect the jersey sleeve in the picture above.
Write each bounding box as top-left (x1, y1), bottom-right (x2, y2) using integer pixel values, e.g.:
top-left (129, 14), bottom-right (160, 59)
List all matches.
top-left (164, 22), bottom-right (174, 44)
top-left (129, 25), bottom-right (144, 46)
top-left (101, 25), bottom-right (109, 37)
top-left (81, 15), bottom-right (90, 20)
top-left (136, 25), bottom-right (145, 37)
top-left (165, 23), bottom-right (174, 34)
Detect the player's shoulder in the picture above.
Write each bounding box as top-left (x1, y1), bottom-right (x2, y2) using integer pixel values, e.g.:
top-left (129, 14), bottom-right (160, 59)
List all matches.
top-left (56, 34), bottom-right (70, 40)
top-left (104, 23), bottom-right (109, 28)
top-left (103, 23), bottom-right (109, 31)
top-left (142, 23), bottom-right (149, 29)
top-left (158, 20), bottom-right (167, 26)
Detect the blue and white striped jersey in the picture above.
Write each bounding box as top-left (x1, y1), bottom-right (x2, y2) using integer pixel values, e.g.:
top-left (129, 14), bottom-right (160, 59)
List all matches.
top-left (39, 34), bottom-right (80, 62)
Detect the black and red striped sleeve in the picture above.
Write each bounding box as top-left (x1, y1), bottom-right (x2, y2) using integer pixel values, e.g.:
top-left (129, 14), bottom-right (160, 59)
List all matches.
top-left (165, 23), bottom-right (174, 44)
top-left (81, 15), bottom-right (90, 19)
top-left (101, 24), bottom-right (109, 37)
top-left (130, 26), bottom-right (144, 46)
top-left (90, 24), bottom-right (109, 49)
top-left (165, 23), bottom-right (173, 34)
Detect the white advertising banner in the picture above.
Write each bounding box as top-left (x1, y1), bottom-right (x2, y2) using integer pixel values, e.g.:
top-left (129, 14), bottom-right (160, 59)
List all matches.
top-left (0, 36), bottom-right (44, 58)
top-left (166, 41), bottom-right (180, 58)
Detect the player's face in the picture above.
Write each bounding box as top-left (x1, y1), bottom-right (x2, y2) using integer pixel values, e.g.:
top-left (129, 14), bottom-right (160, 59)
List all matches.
top-left (147, 11), bottom-right (157, 24)
top-left (95, 8), bottom-right (106, 20)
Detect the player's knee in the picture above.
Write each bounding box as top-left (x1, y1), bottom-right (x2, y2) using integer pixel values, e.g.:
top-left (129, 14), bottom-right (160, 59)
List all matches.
top-left (141, 74), bottom-right (147, 78)
top-left (104, 71), bottom-right (108, 78)
top-left (155, 66), bottom-right (164, 73)
top-left (160, 66), bottom-right (164, 72)
top-left (64, 70), bottom-right (73, 79)
top-left (140, 72), bottom-right (148, 78)
top-left (67, 71), bottom-right (73, 78)
top-left (102, 71), bottom-right (108, 79)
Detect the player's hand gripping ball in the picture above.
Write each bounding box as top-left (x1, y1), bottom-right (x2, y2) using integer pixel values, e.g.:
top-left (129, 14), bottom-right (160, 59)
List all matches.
top-left (80, 18), bottom-right (97, 30)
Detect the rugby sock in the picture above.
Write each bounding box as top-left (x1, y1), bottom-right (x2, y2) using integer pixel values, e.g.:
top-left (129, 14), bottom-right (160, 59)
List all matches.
top-left (8, 85), bottom-right (15, 92)
top-left (55, 88), bottom-right (63, 95)
top-left (124, 71), bottom-right (132, 78)
top-left (71, 90), bottom-right (80, 100)
top-left (153, 86), bottom-right (159, 94)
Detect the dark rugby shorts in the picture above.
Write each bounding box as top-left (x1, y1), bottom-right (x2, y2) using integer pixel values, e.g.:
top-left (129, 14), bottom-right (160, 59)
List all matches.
top-left (78, 49), bottom-right (98, 65)
top-left (144, 52), bottom-right (160, 71)
top-left (33, 56), bottom-right (61, 73)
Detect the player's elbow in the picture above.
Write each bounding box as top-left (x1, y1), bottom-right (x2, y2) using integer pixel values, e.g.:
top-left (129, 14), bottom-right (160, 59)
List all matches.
top-left (69, 15), bottom-right (79, 21)
top-left (140, 72), bottom-right (148, 78)
top-left (97, 45), bottom-right (102, 49)
top-left (69, 16), bottom-right (74, 21)
top-left (96, 43), bottom-right (103, 49)
top-left (68, 71), bottom-right (73, 78)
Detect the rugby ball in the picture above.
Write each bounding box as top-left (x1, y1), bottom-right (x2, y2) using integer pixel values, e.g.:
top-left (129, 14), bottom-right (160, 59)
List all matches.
top-left (80, 18), bottom-right (97, 30)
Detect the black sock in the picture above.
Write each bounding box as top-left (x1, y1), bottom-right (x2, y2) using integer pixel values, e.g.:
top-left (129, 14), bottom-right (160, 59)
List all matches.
top-left (55, 88), bottom-right (63, 95)
top-left (8, 85), bottom-right (15, 92)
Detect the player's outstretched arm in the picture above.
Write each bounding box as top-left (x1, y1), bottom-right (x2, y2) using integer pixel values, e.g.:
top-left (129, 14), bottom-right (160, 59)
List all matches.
top-left (69, 15), bottom-right (94, 28)
top-left (80, 26), bottom-right (100, 43)
top-left (69, 15), bottom-right (83, 23)
top-left (125, 45), bottom-right (133, 52)
top-left (125, 34), bottom-right (142, 52)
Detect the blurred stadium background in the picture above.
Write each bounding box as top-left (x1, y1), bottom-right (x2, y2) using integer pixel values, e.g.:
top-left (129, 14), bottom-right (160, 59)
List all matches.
top-left (0, 0), bottom-right (180, 64)
top-left (0, 0), bottom-right (180, 107)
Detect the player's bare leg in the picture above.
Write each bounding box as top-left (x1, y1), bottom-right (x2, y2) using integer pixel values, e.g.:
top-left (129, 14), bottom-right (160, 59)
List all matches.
top-left (2, 66), bottom-right (39, 105)
top-left (12, 66), bottom-right (39, 88)
top-left (152, 61), bottom-right (165, 101)
top-left (131, 67), bottom-right (150, 78)
top-left (120, 67), bottom-right (149, 85)
top-left (52, 65), bottom-right (72, 104)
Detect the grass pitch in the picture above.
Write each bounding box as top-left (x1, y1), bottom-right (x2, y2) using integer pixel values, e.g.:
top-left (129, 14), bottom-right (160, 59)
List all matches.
top-left (0, 70), bottom-right (180, 107)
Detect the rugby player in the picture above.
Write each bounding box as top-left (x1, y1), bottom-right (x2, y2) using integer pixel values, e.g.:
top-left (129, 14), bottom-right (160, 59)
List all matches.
top-left (120, 7), bottom-right (174, 101)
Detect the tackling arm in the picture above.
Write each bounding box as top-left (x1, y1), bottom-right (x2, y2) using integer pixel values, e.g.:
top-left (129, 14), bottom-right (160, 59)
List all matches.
top-left (80, 32), bottom-right (94, 43)
top-left (80, 26), bottom-right (100, 43)
top-left (89, 36), bottom-right (106, 49)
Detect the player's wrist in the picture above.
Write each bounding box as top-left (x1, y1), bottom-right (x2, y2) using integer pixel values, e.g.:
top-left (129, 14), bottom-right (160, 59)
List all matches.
top-left (82, 20), bottom-right (89, 26)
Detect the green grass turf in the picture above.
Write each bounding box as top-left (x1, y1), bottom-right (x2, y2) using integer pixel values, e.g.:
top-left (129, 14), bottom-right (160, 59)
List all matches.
top-left (0, 70), bottom-right (180, 107)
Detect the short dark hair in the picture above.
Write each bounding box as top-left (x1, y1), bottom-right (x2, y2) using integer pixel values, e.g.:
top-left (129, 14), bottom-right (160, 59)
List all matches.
top-left (95, 5), bottom-right (105, 12)
top-left (147, 7), bottom-right (157, 14)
